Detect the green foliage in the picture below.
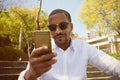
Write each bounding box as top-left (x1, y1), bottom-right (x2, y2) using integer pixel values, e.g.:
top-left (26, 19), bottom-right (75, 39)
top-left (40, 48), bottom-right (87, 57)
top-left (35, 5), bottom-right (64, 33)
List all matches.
top-left (0, 7), bottom-right (48, 59)
top-left (109, 53), bottom-right (120, 60)
top-left (78, 0), bottom-right (120, 36)
top-left (0, 34), bottom-right (28, 61)
top-left (0, 46), bottom-right (25, 61)
top-left (0, 7), bottom-right (48, 47)
top-left (0, 35), bottom-right (11, 47)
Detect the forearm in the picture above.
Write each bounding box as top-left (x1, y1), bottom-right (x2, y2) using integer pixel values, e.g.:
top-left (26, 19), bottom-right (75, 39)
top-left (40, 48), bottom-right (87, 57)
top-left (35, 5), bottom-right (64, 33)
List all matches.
top-left (18, 63), bottom-right (37, 80)
top-left (88, 45), bottom-right (120, 76)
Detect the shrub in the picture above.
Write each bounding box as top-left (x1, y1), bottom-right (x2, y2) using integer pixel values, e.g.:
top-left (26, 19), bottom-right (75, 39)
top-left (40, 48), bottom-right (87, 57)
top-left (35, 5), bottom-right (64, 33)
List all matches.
top-left (108, 53), bottom-right (120, 60)
top-left (0, 46), bottom-right (26, 61)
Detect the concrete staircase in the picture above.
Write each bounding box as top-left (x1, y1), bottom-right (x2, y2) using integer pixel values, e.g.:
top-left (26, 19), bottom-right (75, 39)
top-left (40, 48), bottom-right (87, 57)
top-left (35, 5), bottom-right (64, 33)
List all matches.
top-left (87, 64), bottom-right (112, 80)
top-left (0, 61), bottom-right (114, 80)
top-left (0, 61), bottom-right (27, 80)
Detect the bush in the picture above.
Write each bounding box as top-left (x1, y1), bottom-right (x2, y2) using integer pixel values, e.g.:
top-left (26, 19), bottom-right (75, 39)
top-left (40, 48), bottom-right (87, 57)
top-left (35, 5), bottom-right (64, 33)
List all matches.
top-left (0, 46), bottom-right (26, 61)
top-left (0, 35), bottom-right (11, 47)
top-left (108, 53), bottom-right (120, 60)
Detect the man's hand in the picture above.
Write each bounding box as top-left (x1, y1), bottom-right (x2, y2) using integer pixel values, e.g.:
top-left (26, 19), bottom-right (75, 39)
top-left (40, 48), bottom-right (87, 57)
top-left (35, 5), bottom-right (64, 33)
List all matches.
top-left (24, 46), bottom-right (57, 80)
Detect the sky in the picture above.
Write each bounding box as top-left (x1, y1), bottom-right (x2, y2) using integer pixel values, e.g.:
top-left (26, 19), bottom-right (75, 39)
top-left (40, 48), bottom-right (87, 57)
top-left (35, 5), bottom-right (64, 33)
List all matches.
top-left (11, 0), bottom-right (87, 37)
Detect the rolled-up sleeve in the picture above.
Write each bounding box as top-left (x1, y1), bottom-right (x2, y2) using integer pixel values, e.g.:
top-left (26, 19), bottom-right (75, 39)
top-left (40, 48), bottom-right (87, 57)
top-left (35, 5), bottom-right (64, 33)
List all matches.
top-left (18, 70), bottom-right (28, 80)
top-left (18, 62), bottom-right (30, 80)
top-left (18, 62), bottom-right (42, 80)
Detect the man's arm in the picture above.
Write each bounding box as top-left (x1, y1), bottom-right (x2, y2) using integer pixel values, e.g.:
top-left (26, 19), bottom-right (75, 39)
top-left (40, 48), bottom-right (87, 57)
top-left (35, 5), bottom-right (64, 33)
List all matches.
top-left (18, 46), bottom-right (57, 80)
top-left (86, 43), bottom-right (120, 76)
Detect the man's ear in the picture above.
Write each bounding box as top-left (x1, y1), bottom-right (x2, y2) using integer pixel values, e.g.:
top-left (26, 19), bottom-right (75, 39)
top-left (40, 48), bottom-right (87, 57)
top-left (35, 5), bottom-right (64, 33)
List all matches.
top-left (70, 23), bottom-right (73, 31)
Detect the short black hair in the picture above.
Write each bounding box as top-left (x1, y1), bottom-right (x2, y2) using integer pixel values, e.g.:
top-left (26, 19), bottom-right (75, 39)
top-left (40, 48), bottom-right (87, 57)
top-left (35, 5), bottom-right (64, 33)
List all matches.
top-left (49, 9), bottom-right (71, 22)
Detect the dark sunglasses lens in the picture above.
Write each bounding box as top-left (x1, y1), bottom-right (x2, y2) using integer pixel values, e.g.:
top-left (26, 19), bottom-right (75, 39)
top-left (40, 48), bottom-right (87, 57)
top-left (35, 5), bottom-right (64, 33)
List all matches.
top-left (59, 22), bottom-right (68, 30)
top-left (48, 24), bottom-right (56, 31)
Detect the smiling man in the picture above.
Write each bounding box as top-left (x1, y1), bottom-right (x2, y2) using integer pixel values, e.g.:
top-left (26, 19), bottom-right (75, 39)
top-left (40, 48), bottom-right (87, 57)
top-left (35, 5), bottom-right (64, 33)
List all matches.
top-left (18, 9), bottom-right (120, 80)
top-left (48, 11), bottom-right (73, 50)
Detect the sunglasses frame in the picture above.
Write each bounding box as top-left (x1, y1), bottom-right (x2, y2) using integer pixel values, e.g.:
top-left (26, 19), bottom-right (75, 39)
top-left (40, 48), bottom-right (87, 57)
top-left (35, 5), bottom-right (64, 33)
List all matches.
top-left (48, 22), bottom-right (69, 31)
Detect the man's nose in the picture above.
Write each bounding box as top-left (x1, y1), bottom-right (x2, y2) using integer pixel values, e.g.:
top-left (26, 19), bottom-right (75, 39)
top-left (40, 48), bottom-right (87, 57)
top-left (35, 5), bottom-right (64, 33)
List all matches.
top-left (55, 25), bottom-right (62, 34)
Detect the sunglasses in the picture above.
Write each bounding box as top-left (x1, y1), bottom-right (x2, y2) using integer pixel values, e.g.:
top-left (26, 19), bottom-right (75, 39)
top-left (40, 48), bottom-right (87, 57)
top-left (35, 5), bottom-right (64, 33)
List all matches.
top-left (48, 22), bottom-right (69, 31)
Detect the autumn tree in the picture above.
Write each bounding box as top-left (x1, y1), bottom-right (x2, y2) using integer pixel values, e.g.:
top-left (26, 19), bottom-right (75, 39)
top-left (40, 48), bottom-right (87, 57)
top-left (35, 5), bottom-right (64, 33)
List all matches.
top-left (0, 7), bottom-right (48, 53)
top-left (78, 0), bottom-right (120, 36)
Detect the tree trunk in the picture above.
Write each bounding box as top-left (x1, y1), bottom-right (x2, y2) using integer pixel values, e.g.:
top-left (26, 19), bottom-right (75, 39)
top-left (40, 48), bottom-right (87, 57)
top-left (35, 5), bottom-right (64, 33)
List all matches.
top-left (36, 0), bottom-right (42, 30)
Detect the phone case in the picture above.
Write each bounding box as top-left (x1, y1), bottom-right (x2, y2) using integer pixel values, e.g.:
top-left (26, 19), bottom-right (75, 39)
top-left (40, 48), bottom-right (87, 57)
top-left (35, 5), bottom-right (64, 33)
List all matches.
top-left (32, 30), bottom-right (52, 53)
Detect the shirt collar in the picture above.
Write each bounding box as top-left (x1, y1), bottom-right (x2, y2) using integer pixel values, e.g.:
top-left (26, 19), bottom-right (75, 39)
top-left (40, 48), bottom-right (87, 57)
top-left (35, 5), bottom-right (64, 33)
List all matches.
top-left (51, 38), bottom-right (74, 51)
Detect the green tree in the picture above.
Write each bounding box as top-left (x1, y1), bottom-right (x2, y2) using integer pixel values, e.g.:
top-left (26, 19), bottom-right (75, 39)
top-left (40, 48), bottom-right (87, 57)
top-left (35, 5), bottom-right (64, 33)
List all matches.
top-left (36, 0), bottom-right (42, 30)
top-left (0, 7), bottom-right (48, 53)
top-left (78, 0), bottom-right (120, 36)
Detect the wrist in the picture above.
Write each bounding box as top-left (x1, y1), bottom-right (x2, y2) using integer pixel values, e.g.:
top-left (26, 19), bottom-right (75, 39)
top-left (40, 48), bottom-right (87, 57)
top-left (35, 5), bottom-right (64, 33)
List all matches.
top-left (24, 70), bottom-right (36, 80)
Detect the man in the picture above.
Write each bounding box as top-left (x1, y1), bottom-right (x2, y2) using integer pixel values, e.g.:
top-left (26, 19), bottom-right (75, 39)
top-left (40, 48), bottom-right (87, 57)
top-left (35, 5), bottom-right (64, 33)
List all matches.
top-left (18, 9), bottom-right (120, 80)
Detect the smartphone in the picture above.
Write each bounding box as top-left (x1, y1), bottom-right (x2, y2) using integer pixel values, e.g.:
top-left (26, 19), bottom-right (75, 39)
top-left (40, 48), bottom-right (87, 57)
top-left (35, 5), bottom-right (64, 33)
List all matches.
top-left (32, 30), bottom-right (52, 53)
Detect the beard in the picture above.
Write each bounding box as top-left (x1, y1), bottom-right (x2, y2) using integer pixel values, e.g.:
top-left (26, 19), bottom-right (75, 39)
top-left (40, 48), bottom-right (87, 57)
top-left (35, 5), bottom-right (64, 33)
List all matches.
top-left (54, 33), bottom-right (69, 46)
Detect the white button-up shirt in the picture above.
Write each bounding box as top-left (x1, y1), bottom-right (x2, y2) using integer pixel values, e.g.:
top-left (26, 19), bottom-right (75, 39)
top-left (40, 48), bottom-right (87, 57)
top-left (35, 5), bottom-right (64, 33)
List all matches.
top-left (18, 39), bottom-right (120, 80)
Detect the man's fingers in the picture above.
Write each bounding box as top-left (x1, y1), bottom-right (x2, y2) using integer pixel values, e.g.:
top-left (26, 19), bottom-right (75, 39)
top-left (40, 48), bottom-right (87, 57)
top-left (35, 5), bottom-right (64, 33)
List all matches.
top-left (39, 58), bottom-right (57, 68)
top-left (30, 46), bottom-right (49, 57)
top-left (40, 53), bottom-right (57, 61)
top-left (30, 53), bottom-right (57, 65)
top-left (39, 66), bottom-right (52, 74)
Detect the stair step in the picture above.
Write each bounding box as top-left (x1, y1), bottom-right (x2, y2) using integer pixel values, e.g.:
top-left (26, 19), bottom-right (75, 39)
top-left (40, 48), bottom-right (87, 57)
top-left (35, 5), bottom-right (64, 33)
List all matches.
top-left (87, 71), bottom-right (111, 78)
top-left (0, 61), bottom-right (27, 80)
top-left (0, 61), bottom-right (27, 67)
top-left (0, 61), bottom-right (113, 80)
top-left (0, 67), bottom-right (25, 74)
top-left (87, 65), bottom-right (112, 78)
top-left (87, 65), bottom-right (100, 71)
top-left (87, 76), bottom-right (112, 80)
top-left (0, 74), bottom-right (19, 80)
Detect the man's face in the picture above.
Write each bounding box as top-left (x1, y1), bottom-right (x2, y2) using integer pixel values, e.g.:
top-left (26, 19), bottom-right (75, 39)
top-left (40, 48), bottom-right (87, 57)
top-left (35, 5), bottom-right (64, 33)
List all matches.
top-left (48, 13), bottom-right (73, 46)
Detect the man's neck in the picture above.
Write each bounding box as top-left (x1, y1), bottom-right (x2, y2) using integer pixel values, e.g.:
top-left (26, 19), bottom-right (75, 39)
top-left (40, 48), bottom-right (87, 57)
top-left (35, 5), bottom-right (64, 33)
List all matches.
top-left (57, 39), bottom-right (71, 51)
